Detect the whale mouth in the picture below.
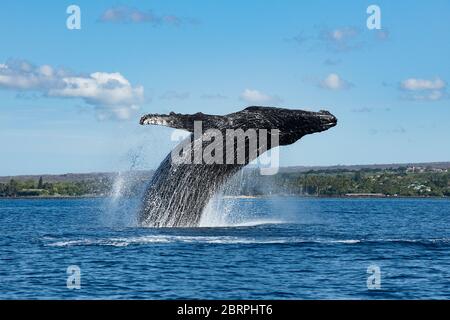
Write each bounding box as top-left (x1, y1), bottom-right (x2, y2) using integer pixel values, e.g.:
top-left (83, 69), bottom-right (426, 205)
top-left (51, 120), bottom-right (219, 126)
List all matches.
top-left (317, 111), bottom-right (338, 130)
top-left (323, 120), bottom-right (337, 129)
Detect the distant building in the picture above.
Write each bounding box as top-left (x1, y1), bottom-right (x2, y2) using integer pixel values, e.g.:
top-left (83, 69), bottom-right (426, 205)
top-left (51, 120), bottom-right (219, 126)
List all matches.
top-left (407, 166), bottom-right (448, 173)
top-left (406, 166), bottom-right (425, 173)
top-left (345, 193), bottom-right (386, 197)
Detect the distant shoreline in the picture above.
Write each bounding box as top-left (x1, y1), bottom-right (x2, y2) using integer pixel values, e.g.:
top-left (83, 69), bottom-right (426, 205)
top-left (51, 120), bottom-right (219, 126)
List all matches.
top-left (219, 194), bottom-right (450, 200)
top-left (2, 161), bottom-right (450, 182)
top-left (1, 194), bottom-right (449, 200)
top-left (2, 163), bottom-right (449, 199)
top-left (0, 195), bottom-right (105, 200)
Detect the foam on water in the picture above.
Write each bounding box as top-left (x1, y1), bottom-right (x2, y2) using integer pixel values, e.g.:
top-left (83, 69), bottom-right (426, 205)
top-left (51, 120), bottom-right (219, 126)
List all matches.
top-left (225, 219), bottom-right (285, 227)
top-left (46, 235), bottom-right (350, 247)
top-left (45, 236), bottom-right (450, 248)
top-left (199, 197), bottom-right (285, 228)
top-left (198, 171), bottom-right (286, 228)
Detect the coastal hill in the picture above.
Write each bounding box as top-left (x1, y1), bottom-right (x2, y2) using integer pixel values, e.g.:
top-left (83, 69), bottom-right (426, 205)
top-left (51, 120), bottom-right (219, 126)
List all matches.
top-left (0, 171), bottom-right (152, 184)
top-left (1, 162), bottom-right (449, 183)
top-left (0, 162), bottom-right (449, 198)
top-left (279, 162), bottom-right (450, 173)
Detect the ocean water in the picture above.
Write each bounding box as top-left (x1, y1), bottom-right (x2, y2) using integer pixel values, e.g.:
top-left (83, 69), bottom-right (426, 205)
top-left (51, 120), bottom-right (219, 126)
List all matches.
top-left (0, 197), bottom-right (449, 299)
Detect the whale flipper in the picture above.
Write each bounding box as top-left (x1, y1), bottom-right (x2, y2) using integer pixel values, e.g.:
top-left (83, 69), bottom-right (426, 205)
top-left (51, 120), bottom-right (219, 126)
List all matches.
top-left (140, 112), bottom-right (224, 132)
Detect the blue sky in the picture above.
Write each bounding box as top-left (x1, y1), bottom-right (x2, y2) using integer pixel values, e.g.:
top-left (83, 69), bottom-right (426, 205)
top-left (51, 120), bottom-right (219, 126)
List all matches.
top-left (0, 0), bottom-right (449, 175)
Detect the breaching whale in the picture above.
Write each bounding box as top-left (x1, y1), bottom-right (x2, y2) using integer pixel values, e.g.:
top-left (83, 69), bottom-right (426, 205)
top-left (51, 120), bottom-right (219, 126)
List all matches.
top-left (138, 106), bottom-right (337, 227)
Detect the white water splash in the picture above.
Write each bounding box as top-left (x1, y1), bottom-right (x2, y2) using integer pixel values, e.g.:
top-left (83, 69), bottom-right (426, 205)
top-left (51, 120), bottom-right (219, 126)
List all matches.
top-left (199, 195), bottom-right (232, 227)
top-left (111, 174), bottom-right (125, 201)
top-left (199, 195), bottom-right (285, 227)
top-left (46, 236), bottom-right (450, 248)
top-left (102, 146), bottom-right (148, 227)
top-left (200, 170), bottom-right (244, 227)
top-left (47, 236), bottom-right (361, 247)
top-left (199, 169), bottom-right (289, 227)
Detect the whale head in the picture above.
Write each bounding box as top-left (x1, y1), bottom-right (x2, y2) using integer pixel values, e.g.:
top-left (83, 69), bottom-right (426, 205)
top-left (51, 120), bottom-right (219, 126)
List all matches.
top-left (230, 106), bottom-right (337, 146)
top-left (140, 106), bottom-right (337, 146)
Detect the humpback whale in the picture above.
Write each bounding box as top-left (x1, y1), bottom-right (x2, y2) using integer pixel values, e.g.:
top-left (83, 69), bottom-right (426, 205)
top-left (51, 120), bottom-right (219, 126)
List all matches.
top-left (138, 106), bottom-right (337, 227)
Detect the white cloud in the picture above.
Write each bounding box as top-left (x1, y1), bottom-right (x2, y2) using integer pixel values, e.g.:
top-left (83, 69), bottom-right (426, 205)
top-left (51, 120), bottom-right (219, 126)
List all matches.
top-left (100, 6), bottom-right (158, 24)
top-left (0, 60), bottom-right (144, 120)
top-left (428, 90), bottom-right (444, 100)
top-left (201, 93), bottom-right (228, 100)
top-left (240, 89), bottom-right (282, 104)
top-left (400, 78), bottom-right (445, 91)
top-left (320, 27), bottom-right (360, 51)
top-left (375, 30), bottom-right (390, 41)
top-left (38, 65), bottom-right (54, 77)
top-left (399, 77), bottom-right (447, 101)
top-left (0, 61), bottom-right (62, 90)
top-left (99, 6), bottom-right (197, 26)
top-left (319, 73), bottom-right (352, 90)
top-left (50, 72), bottom-right (144, 120)
top-left (407, 90), bottom-right (444, 102)
top-left (324, 58), bottom-right (341, 66)
top-left (292, 25), bottom-right (387, 52)
top-left (329, 28), bottom-right (356, 41)
top-left (159, 90), bottom-right (190, 100)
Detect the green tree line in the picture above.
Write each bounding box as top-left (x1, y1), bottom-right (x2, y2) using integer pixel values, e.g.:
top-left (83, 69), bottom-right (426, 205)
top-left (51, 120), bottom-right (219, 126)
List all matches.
top-left (0, 168), bottom-right (449, 198)
top-left (0, 177), bottom-right (112, 197)
top-left (225, 168), bottom-right (450, 197)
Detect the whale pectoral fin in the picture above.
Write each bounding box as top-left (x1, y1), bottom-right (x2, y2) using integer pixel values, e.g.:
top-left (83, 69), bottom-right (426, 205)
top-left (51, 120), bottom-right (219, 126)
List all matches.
top-left (140, 112), bottom-right (221, 132)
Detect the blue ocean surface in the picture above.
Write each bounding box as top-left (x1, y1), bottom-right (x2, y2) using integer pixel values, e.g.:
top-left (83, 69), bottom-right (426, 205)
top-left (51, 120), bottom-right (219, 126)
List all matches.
top-left (0, 197), bottom-right (449, 299)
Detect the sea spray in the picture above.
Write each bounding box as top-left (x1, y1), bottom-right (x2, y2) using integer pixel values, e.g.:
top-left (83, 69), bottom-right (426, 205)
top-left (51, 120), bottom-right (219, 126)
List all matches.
top-left (102, 146), bottom-right (148, 227)
top-left (199, 170), bottom-right (244, 227)
top-left (104, 172), bottom-right (139, 227)
top-left (199, 169), bottom-right (286, 227)
top-left (102, 126), bottom-right (178, 228)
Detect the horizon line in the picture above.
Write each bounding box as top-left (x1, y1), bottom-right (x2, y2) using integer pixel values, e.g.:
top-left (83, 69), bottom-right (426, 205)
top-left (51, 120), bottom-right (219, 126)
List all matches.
top-left (1, 160), bottom-right (450, 178)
